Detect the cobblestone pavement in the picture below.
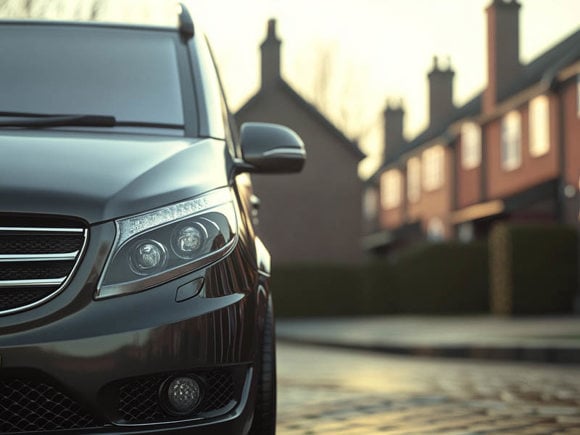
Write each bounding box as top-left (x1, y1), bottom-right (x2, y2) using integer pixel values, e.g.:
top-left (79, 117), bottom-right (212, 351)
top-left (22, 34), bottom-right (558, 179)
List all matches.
top-left (277, 343), bottom-right (580, 434)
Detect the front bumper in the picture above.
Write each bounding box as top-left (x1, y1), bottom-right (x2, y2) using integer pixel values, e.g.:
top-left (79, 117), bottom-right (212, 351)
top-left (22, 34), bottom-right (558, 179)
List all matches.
top-left (0, 221), bottom-right (263, 434)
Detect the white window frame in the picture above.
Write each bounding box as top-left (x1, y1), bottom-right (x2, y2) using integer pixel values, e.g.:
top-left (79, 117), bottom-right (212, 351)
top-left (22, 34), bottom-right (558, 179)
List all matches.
top-left (501, 110), bottom-right (522, 171)
top-left (422, 145), bottom-right (445, 191)
top-left (407, 157), bottom-right (421, 203)
top-left (461, 122), bottom-right (481, 169)
top-left (529, 95), bottom-right (550, 157)
top-left (380, 169), bottom-right (402, 210)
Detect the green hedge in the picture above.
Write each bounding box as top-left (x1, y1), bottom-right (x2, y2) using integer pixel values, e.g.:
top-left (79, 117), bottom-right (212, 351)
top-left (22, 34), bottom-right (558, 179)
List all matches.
top-left (272, 226), bottom-right (579, 317)
top-left (361, 259), bottom-right (400, 314)
top-left (489, 223), bottom-right (578, 315)
top-left (270, 263), bottom-right (362, 317)
top-left (393, 242), bottom-right (489, 314)
top-left (272, 241), bottom-right (489, 317)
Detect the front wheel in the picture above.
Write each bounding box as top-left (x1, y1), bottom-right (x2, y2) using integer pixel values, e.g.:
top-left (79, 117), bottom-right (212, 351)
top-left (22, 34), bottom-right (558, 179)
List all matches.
top-left (248, 295), bottom-right (277, 435)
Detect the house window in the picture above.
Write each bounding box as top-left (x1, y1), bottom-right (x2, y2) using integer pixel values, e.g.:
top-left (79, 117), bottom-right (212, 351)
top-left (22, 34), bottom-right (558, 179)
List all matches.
top-left (461, 122), bottom-right (481, 169)
top-left (422, 145), bottom-right (445, 191)
top-left (380, 169), bottom-right (402, 210)
top-left (501, 110), bottom-right (522, 171)
top-left (407, 157), bottom-right (421, 203)
top-left (529, 95), bottom-right (550, 157)
top-left (363, 187), bottom-right (379, 220)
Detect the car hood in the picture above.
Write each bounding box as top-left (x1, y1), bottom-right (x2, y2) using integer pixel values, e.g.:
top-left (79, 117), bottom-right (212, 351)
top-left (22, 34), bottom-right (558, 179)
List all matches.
top-left (0, 131), bottom-right (231, 224)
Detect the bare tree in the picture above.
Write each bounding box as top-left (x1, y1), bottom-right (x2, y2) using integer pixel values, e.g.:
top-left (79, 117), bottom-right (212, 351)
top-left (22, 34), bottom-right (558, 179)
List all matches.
top-left (311, 44), bottom-right (335, 114)
top-left (89, 0), bottom-right (103, 20)
top-left (23, 0), bottom-right (33, 15)
top-left (0, 0), bottom-right (102, 20)
top-left (305, 42), bottom-right (373, 141)
top-left (1, 0), bottom-right (38, 18)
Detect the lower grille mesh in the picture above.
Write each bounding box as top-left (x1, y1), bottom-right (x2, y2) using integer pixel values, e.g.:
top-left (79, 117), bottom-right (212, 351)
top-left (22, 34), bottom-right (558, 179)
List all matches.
top-left (0, 369), bottom-right (242, 432)
top-left (0, 378), bottom-right (100, 433)
top-left (0, 288), bottom-right (54, 311)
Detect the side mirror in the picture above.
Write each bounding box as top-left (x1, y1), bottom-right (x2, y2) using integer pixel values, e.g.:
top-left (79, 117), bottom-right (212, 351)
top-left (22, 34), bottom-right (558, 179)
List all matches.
top-left (238, 122), bottom-right (306, 174)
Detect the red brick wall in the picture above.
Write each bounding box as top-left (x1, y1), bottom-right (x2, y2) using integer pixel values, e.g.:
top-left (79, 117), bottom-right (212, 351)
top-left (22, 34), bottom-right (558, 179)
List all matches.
top-left (486, 95), bottom-right (560, 200)
top-left (380, 205), bottom-right (405, 230)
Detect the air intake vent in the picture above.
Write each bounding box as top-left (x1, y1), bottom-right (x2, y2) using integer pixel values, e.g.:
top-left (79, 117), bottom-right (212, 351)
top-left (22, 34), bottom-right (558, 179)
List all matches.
top-left (0, 219), bottom-right (87, 315)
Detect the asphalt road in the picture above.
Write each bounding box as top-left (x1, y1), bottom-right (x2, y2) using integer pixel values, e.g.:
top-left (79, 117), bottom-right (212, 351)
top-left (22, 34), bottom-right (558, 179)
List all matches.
top-left (276, 343), bottom-right (580, 434)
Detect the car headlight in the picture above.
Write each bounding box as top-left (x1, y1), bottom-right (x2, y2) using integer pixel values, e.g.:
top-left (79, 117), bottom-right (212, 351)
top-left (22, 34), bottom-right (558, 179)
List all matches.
top-left (97, 188), bottom-right (237, 299)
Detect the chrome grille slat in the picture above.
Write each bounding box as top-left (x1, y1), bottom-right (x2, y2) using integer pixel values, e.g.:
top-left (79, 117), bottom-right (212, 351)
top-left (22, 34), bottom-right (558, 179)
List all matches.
top-left (0, 221), bottom-right (87, 314)
top-left (0, 251), bottom-right (79, 262)
top-left (0, 227), bottom-right (84, 234)
top-left (0, 278), bottom-right (67, 288)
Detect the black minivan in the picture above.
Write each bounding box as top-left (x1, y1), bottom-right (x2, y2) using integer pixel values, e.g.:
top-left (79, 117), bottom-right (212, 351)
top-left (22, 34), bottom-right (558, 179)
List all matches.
top-left (0, 4), bottom-right (305, 434)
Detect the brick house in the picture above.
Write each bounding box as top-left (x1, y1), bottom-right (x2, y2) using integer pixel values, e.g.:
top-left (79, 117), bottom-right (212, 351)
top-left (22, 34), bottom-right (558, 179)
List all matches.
top-left (364, 0), bottom-right (580, 254)
top-left (236, 20), bottom-right (365, 264)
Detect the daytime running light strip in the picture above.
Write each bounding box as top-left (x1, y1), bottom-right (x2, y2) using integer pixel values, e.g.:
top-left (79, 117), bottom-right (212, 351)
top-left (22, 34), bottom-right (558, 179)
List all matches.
top-left (115, 188), bottom-right (232, 250)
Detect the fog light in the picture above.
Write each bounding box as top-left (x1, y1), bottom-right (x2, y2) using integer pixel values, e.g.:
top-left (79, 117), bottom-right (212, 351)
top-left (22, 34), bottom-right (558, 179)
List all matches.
top-left (164, 376), bottom-right (202, 415)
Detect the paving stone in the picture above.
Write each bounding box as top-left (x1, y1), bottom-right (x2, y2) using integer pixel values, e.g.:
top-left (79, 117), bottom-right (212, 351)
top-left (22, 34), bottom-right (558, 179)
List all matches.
top-left (556, 416), bottom-right (580, 424)
top-left (536, 406), bottom-right (580, 417)
top-left (276, 343), bottom-right (580, 434)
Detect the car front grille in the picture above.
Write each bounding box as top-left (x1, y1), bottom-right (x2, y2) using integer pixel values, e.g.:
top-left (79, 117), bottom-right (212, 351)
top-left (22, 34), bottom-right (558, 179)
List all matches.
top-left (0, 219), bottom-right (87, 314)
top-left (0, 378), bottom-right (101, 433)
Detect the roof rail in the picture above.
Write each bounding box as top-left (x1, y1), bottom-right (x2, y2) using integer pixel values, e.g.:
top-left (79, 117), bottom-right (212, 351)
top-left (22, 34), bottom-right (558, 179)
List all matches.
top-left (178, 2), bottom-right (194, 38)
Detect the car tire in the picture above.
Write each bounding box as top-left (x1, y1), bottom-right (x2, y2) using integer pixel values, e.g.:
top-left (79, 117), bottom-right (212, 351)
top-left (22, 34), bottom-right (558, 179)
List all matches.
top-left (249, 294), bottom-right (277, 435)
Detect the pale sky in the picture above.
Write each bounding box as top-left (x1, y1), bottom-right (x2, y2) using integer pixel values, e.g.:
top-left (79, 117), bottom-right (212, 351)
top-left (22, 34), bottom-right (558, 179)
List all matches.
top-left (2, 0), bottom-right (579, 177)
top-left (183, 0), bottom-right (580, 177)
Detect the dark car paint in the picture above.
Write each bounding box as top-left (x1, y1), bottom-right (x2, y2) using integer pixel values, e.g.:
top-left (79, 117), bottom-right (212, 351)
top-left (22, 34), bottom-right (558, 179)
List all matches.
top-left (0, 188), bottom-right (268, 433)
top-left (0, 21), bottom-right (274, 434)
top-left (0, 131), bottom-right (232, 223)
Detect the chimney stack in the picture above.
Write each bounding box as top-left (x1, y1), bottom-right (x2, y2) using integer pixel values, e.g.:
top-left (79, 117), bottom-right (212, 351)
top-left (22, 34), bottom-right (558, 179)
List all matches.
top-left (428, 56), bottom-right (455, 128)
top-left (484, 0), bottom-right (521, 112)
top-left (260, 19), bottom-right (282, 89)
top-left (382, 99), bottom-right (406, 163)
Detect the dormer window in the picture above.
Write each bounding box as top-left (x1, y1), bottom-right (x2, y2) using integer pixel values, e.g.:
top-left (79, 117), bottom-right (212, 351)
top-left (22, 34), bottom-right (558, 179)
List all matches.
top-left (501, 110), bottom-right (522, 171)
top-left (461, 122), bottom-right (481, 169)
top-left (422, 145), bottom-right (445, 191)
top-left (380, 169), bottom-right (402, 210)
top-left (529, 95), bottom-right (550, 157)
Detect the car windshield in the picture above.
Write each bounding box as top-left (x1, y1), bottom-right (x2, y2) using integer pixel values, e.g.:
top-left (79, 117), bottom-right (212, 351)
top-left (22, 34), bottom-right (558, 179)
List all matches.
top-left (0, 24), bottom-right (186, 129)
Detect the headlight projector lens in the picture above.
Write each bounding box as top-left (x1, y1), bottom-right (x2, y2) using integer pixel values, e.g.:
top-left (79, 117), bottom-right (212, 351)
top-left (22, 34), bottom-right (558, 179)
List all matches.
top-left (129, 240), bottom-right (166, 275)
top-left (161, 376), bottom-right (202, 415)
top-left (171, 223), bottom-right (207, 259)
